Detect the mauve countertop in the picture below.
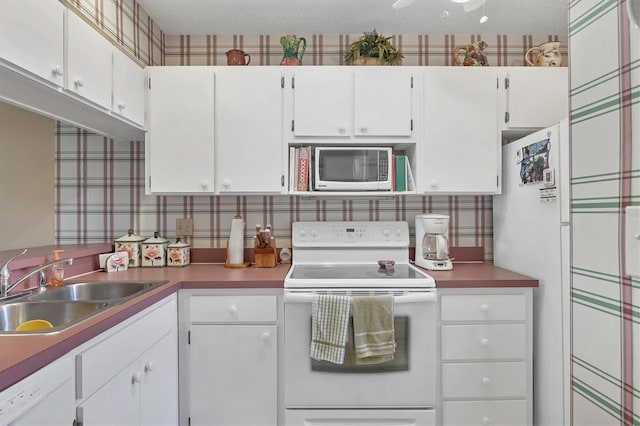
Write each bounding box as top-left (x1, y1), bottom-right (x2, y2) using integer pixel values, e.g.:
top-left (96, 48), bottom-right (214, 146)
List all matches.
top-left (0, 261), bottom-right (536, 391)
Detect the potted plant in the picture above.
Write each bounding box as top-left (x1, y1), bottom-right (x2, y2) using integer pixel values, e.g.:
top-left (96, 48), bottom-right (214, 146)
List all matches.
top-left (344, 30), bottom-right (403, 65)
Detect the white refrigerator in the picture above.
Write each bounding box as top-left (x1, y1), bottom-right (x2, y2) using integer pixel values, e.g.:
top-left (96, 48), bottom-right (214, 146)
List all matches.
top-left (493, 119), bottom-right (570, 426)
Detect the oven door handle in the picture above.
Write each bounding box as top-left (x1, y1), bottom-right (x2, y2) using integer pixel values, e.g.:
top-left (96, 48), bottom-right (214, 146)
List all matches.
top-left (284, 292), bottom-right (436, 304)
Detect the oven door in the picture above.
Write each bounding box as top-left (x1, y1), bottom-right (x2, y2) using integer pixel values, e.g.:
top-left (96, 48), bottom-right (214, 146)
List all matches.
top-left (284, 290), bottom-right (436, 409)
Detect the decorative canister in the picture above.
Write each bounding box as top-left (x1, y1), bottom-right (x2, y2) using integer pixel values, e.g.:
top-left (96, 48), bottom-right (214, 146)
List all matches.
top-left (142, 232), bottom-right (169, 267)
top-left (167, 237), bottom-right (191, 267)
top-left (114, 229), bottom-right (145, 268)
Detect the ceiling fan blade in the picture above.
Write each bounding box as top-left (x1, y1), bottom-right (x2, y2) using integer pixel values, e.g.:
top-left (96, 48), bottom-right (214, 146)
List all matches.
top-left (392, 0), bottom-right (416, 9)
top-left (463, 0), bottom-right (485, 12)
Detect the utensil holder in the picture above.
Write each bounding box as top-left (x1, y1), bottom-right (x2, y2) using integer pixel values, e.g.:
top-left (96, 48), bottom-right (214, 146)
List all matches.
top-left (254, 247), bottom-right (277, 268)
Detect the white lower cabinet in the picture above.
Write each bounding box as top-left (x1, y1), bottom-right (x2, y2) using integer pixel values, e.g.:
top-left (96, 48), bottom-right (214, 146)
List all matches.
top-left (75, 295), bottom-right (178, 426)
top-left (438, 288), bottom-right (532, 426)
top-left (179, 290), bottom-right (281, 426)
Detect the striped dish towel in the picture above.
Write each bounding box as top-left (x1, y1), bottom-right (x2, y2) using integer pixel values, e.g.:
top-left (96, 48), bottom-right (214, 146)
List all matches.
top-left (311, 294), bottom-right (352, 364)
top-left (352, 295), bottom-right (396, 365)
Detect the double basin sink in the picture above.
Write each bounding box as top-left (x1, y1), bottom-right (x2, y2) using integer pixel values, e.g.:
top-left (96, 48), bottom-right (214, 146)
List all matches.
top-left (0, 281), bottom-right (167, 334)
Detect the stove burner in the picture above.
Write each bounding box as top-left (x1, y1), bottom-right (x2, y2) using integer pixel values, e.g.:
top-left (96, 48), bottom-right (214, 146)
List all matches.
top-left (290, 264), bottom-right (426, 280)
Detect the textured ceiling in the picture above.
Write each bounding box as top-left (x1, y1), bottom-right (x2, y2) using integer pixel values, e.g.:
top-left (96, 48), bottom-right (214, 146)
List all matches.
top-left (137, 0), bottom-right (569, 36)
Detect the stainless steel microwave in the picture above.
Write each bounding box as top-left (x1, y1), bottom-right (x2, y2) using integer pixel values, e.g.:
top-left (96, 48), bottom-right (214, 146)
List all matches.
top-left (314, 147), bottom-right (393, 191)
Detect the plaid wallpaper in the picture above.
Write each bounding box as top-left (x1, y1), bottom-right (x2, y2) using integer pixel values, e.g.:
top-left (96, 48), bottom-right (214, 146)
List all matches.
top-left (164, 33), bottom-right (568, 67)
top-left (55, 123), bottom-right (493, 253)
top-left (568, 0), bottom-right (639, 425)
top-left (57, 1), bottom-right (567, 262)
top-left (63, 0), bottom-right (164, 65)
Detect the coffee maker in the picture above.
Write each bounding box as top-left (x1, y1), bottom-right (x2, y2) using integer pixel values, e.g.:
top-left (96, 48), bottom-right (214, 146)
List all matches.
top-left (415, 214), bottom-right (453, 270)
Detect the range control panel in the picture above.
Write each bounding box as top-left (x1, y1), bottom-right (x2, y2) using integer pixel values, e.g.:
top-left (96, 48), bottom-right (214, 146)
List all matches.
top-left (292, 221), bottom-right (408, 247)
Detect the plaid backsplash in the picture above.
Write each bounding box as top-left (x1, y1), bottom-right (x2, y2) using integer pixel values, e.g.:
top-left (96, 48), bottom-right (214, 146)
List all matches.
top-left (55, 124), bottom-right (493, 257)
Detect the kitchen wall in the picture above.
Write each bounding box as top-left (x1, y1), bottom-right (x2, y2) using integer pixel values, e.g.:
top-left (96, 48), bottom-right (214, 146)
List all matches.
top-left (55, 130), bottom-right (493, 252)
top-left (163, 33), bottom-right (568, 67)
top-left (58, 1), bottom-right (566, 262)
top-left (568, 1), bottom-right (639, 425)
top-left (0, 103), bottom-right (55, 251)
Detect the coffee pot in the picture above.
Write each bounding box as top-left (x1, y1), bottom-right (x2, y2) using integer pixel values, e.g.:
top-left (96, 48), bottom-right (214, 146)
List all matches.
top-left (415, 214), bottom-right (453, 270)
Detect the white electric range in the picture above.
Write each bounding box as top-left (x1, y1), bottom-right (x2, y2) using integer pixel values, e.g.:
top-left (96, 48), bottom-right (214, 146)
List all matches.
top-left (283, 221), bottom-right (437, 426)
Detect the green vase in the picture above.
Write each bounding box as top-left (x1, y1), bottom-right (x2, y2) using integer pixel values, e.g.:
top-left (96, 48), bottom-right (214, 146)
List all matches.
top-left (280, 35), bottom-right (306, 65)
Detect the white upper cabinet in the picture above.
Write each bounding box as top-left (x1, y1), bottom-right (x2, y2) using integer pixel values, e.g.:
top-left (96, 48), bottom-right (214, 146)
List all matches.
top-left (292, 67), bottom-right (353, 137)
top-left (112, 47), bottom-right (145, 126)
top-left (66, 11), bottom-right (113, 109)
top-left (214, 67), bottom-right (284, 193)
top-left (291, 67), bottom-right (414, 139)
top-left (502, 67), bottom-right (569, 129)
top-left (146, 66), bottom-right (215, 194)
top-left (0, 0), bottom-right (65, 87)
top-left (422, 67), bottom-right (500, 194)
top-left (353, 68), bottom-right (413, 137)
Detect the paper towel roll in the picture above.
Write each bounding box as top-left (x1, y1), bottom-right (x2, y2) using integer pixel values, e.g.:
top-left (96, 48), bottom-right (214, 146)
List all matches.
top-left (228, 215), bottom-right (245, 264)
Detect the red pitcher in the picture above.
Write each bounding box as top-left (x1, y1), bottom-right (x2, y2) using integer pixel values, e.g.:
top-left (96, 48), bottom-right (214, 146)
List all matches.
top-left (226, 49), bottom-right (251, 66)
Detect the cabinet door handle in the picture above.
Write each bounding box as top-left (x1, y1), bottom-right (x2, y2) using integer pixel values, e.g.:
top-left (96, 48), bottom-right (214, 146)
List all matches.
top-left (200, 180), bottom-right (209, 191)
top-left (480, 338), bottom-right (489, 346)
top-left (338, 127), bottom-right (346, 134)
top-left (482, 416), bottom-right (491, 425)
top-left (52, 65), bottom-right (63, 76)
top-left (359, 125), bottom-right (368, 134)
top-left (481, 376), bottom-right (491, 385)
top-left (117, 101), bottom-right (126, 110)
top-left (74, 77), bottom-right (85, 88)
top-left (144, 361), bottom-right (154, 373)
top-left (261, 332), bottom-right (271, 341)
top-left (131, 371), bottom-right (142, 384)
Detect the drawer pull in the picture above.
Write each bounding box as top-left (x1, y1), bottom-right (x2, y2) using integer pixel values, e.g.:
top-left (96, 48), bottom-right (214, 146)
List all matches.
top-left (482, 416), bottom-right (491, 425)
top-left (131, 371), bottom-right (142, 384)
top-left (144, 361), bottom-right (154, 373)
top-left (481, 376), bottom-right (491, 385)
top-left (480, 304), bottom-right (489, 312)
top-left (480, 338), bottom-right (489, 346)
top-left (229, 305), bottom-right (238, 314)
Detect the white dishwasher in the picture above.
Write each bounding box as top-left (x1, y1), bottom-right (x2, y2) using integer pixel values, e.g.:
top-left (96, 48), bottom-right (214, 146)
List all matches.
top-left (0, 355), bottom-right (74, 426)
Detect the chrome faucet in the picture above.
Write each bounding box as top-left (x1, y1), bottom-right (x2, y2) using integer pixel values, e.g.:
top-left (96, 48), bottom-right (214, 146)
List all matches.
top-left (0, 249), bottom-right (73, 299)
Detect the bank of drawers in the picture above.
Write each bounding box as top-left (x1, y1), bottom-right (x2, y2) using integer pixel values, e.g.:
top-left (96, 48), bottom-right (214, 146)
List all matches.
top-left (439, 290), bottom-right (532, 426)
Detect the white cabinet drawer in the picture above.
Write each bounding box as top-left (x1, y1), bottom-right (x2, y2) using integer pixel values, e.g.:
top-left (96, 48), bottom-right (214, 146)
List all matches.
top-left (443, 400), bottom-right (527, 426)
top-left (441, 324), bottom-right (526, 360)
top-left (441, 294), bottom-right (526, 321)
top-left (442, 362), bottom-right (527, 399)
top-left (189, 295), bottom-right (277, 323)
top-left (76, 297), bottom-right (176, 399)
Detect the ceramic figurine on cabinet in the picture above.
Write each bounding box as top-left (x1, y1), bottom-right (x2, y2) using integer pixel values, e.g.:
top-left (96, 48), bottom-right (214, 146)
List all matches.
top-left (454, 41), bottom-right (489, 66)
